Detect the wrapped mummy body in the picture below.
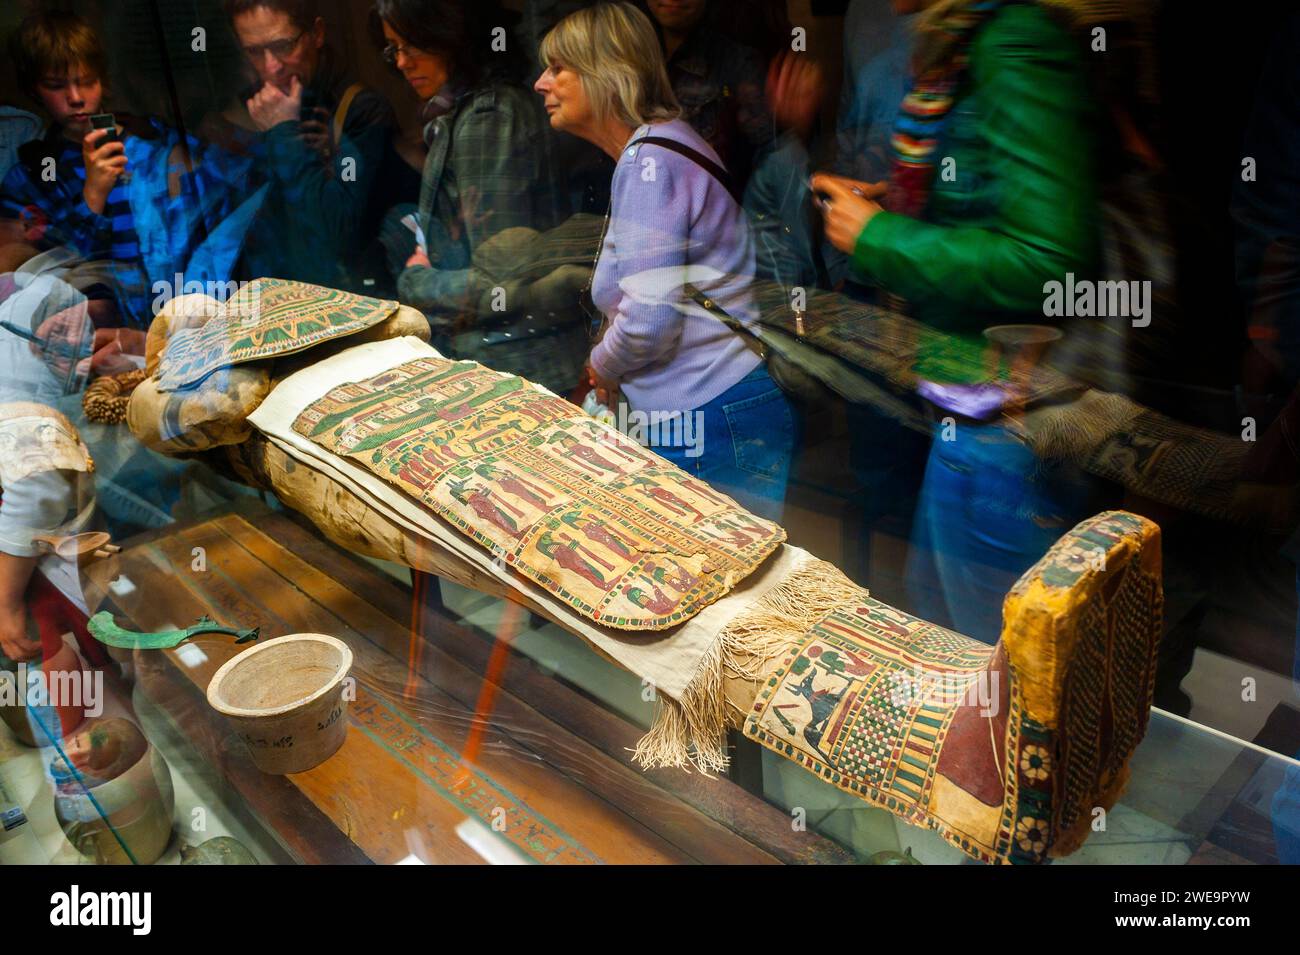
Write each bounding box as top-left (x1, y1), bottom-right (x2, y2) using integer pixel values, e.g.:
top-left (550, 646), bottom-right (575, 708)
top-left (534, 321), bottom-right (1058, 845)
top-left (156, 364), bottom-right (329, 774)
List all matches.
top-left (125, 280), bottom-right (1164, 863)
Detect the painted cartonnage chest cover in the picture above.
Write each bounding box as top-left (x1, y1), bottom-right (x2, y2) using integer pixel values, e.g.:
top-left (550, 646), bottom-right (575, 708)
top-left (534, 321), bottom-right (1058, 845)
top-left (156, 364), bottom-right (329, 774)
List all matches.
top-left (156, 278), bottom-right (397, 391)
top-left (291, 357), bottom-right (786, 629)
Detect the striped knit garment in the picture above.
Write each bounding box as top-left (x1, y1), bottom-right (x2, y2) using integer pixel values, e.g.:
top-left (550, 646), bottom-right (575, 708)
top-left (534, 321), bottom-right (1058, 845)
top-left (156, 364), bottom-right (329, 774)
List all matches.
top-left (55, 139), bottom-right (141, 264)
top-left (51, 137), bottom-right (149, 328)
top-left (886, 0), bottom-right (1003, 220)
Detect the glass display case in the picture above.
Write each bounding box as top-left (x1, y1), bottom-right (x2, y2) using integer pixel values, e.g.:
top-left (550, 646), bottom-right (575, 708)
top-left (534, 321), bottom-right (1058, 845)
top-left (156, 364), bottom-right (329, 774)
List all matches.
top-left (1, 0), bottom-right (1297, 870)
top-left (2, 427), bottom-right (1295, 866)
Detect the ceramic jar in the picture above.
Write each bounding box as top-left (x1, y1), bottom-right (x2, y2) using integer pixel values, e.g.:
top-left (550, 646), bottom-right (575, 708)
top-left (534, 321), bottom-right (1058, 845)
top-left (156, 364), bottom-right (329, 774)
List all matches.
top-left (49, 716), bottom-right (174, 865)
top-left (206, 634), bottom-right (353, 775)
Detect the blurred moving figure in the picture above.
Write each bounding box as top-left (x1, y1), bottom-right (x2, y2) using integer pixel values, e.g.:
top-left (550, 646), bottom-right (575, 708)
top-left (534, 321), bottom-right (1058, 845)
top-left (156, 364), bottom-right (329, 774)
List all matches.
top-left (0, 247), bottom-right (93, 405)
top-left (378, 0), bottom-right (586, 396)
top-left (536, 2), bottom-right (793, 520)
top-left (743, 0), bottom-right (916, 293)
top-left (225, 0), bottom-right (415, 292)
top-left (0, 14), bottom-right (253, 678)
top-left (0, 105), bottom-right (40, 183)
top-left (835, 0), bottom-right (916, 186)
top-left (0, 245), bottom-right (110, 674)
top-left (742, 1), bottom-right (927, 600)
top-left (813, 0), bottom-right (1101, 641)
top-left (515, 0), bottom-right (615, 216)
top-left (639, 0), bottom-right (773, 192)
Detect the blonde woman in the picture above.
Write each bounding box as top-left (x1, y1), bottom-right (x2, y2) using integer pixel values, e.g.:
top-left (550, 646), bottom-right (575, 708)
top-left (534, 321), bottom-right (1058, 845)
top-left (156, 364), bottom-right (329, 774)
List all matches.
top-left (534, 2), bottom-right (794, 520)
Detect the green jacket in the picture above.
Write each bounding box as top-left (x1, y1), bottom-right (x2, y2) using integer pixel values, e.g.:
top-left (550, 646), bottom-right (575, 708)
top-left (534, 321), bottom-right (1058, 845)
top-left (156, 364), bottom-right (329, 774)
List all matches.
top-left (853, 2), bottom-right (1099, 384)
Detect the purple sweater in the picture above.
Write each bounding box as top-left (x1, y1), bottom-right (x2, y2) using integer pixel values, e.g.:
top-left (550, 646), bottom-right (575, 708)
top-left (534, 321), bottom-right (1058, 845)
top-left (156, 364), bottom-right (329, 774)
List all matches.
top-left (588, 119), bottom-right (760, 414)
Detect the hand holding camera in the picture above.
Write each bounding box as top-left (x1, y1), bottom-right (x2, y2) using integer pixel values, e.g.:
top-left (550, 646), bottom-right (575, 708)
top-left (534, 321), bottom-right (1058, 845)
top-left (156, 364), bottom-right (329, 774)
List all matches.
top-left (82, 113), bottom-right (126, 214)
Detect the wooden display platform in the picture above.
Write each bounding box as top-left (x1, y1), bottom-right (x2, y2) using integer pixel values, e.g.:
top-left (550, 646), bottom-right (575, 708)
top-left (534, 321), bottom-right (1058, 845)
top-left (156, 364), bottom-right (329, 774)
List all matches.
top-left (108, 502), bottom-right (853, 864)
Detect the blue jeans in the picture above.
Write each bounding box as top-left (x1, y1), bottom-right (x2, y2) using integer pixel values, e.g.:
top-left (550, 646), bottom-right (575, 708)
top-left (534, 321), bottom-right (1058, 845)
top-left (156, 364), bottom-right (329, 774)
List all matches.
top-left (845, 397), bottom-right (930, 590)
top-left (651, 366), bottom-right (795, 523)
top-left (907, 418), bottom-right (1098, 644)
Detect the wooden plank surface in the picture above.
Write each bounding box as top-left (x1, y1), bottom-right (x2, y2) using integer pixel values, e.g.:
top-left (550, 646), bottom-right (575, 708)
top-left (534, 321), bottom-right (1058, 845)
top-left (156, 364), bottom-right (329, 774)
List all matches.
top-left (109, 504), bottom-right (849, 864)
top-left (119, 521), bottom-right (695, 863)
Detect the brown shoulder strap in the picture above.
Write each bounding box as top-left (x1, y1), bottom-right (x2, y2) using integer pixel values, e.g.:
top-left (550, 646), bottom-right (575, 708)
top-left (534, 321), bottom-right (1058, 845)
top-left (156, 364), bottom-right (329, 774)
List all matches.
top-left (333, 82), bottom-right (364, 147)
top-left (629, 136), bottom-right (743, 205)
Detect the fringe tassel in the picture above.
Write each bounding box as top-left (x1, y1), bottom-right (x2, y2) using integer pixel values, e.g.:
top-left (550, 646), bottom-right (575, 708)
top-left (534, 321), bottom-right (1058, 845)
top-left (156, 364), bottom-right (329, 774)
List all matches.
top-left (632, 558), bottom-right (866, 774)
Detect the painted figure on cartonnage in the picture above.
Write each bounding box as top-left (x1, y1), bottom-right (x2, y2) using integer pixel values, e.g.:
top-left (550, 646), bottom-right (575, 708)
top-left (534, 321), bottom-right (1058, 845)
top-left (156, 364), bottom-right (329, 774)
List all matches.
top-left (708, 516), bottom-right (756, 549)
top-left (306, 361), bottom-right (468, 437)
top-left (450, 481), bottom-right (524, 539)
top-left (576, 422), bottom-right (656, 468)
top-left (641, 558), bottom-right (699, 593)
top-left (361, 375), bottom-right (521, 447)
top-left (407, 436), bottom-right (455, 469)
top-left (625, 580), bottom-right (680, 616)
top-left (546, 433), bottom-right (626, 475)
top-left (429, 376), bottom-right (520, 420)
top-left (396, 453), bottom-right (439, 489)
top-left (681, 477), bottom-right (727, 508)
top-left (474, 462), bottom-right (556, 509)
top-left (535, 529), bottom-right (615, 590)
top-left (318, 374), bottom-right (522, 454)
top-left (556, 531), bottom-right (617, 572)
top-left (859, 605), bottom-right (912, 641)
top-left (560, 511), bottom-right (638, 561)
top-left (806, 643), bottom-right (875, 678)
top-left (706, 511), bottom-right (774, 549)
top-left (627, 476), bottom-right (706, 523)
top-left (509, 393), bottom-right (575, 428)
top-left (786, 669), bottom-right (846, 750)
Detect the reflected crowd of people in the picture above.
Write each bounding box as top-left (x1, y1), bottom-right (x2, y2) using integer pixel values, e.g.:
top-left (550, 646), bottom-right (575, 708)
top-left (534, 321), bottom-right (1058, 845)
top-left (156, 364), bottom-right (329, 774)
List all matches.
top-left (1, 0), bottom-right (1299, 861)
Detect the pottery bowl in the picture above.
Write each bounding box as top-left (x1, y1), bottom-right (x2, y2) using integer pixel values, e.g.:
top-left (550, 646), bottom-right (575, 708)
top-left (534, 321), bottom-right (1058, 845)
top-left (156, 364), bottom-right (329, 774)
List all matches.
top-left (206, 634), bottom-right (352, 775)
top-left (50, 717), bottom-right (174, 865)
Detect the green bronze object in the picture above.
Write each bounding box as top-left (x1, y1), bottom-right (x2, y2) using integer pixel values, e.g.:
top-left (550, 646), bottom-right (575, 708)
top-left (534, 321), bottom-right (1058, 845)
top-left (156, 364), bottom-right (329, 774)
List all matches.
top-left (87, 613), bottom-right (259, 650)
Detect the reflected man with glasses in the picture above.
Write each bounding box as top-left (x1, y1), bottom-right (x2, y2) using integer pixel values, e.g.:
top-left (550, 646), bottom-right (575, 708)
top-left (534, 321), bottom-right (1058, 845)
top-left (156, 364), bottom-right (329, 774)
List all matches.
top-left (225, 0), bottom-right (416, 292)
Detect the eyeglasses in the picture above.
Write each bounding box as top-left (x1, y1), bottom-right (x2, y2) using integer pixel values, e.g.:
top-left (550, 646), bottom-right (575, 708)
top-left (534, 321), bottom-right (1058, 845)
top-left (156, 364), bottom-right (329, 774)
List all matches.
top-left (381, 42), bottom-right (426, 65)
top-left (241, 30), bottom-right (305, 63)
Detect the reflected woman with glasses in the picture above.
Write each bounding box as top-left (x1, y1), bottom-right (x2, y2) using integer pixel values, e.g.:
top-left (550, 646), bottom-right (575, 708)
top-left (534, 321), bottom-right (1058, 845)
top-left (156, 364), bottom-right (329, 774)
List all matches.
top-left (224, 0), bottom-right (415, 292)
top-left (375, 0), bottom-right (583, 395)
